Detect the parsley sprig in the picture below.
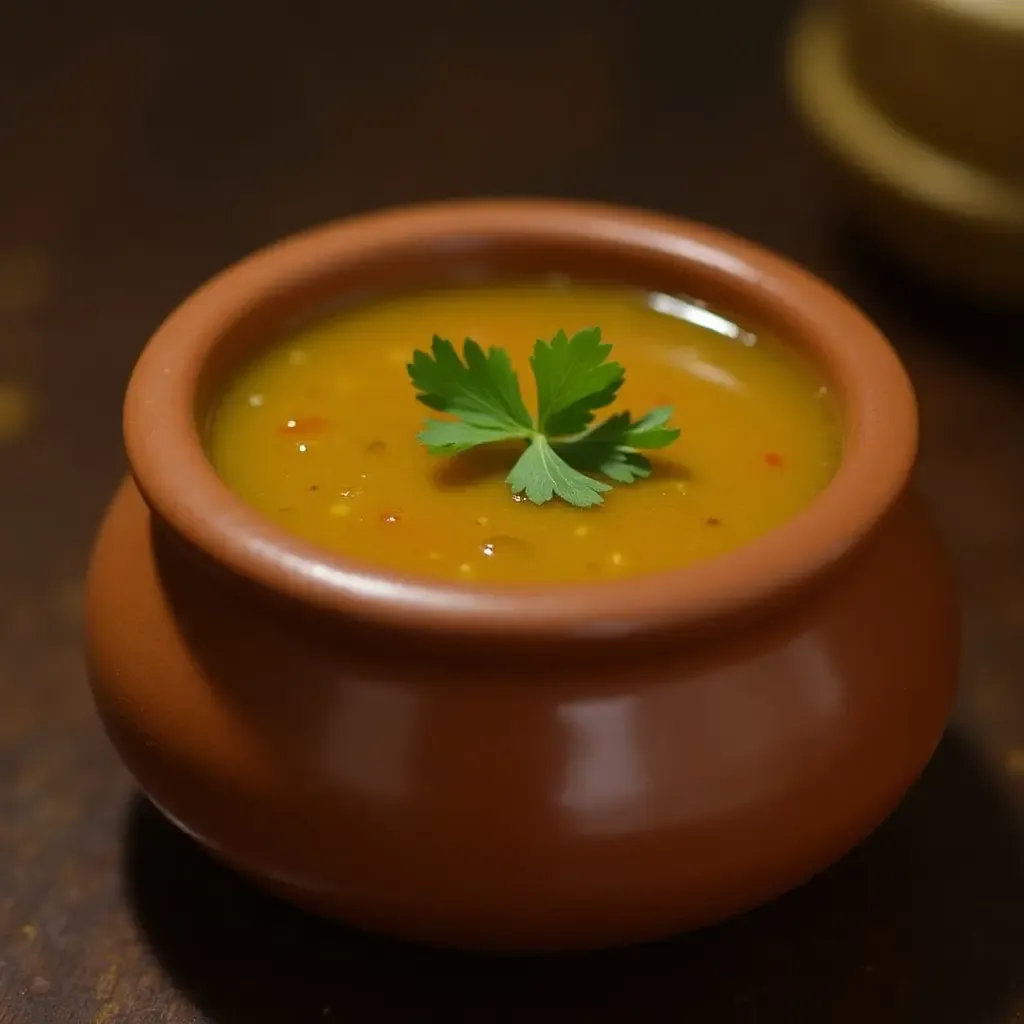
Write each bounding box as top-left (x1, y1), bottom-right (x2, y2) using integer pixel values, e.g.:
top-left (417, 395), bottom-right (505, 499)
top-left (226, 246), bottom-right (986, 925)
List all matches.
top-left (407, 327), bottom-right (680, 507)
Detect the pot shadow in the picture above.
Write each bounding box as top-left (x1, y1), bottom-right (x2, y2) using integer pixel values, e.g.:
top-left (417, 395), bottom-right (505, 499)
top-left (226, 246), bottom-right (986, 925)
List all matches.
top-left (124, 729), bottom-right (1024, 1024)
top-left (433, 443), bottom-right (525, 489)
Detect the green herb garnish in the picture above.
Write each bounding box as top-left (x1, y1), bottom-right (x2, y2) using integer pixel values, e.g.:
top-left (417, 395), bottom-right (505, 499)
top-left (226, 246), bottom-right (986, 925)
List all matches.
top-left (407, 327), bottom-right (680, 507)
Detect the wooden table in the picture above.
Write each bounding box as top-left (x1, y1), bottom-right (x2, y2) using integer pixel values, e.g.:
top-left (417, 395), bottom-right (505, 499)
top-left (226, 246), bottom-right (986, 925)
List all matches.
top-left (2, 3), bottom-right (1023, 1021)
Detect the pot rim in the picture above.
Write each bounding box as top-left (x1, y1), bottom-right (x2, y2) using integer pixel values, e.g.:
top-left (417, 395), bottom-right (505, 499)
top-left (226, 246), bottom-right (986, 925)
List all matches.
top-left (124, 198), bottom-right (917, 639)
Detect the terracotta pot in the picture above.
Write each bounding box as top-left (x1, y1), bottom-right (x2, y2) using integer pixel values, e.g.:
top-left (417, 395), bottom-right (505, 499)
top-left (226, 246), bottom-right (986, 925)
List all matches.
top-left (85, 199), bottom-right (959, 951)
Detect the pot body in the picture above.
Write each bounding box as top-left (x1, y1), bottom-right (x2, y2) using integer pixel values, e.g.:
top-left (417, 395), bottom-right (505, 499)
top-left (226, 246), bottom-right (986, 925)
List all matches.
top-left (85, 477), bottom-right (958, 950)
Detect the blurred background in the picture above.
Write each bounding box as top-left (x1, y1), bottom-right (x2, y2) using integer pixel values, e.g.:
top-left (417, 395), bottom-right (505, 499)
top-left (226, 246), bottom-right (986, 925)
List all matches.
top-left (2, 1), bottom-right (1023, 1021)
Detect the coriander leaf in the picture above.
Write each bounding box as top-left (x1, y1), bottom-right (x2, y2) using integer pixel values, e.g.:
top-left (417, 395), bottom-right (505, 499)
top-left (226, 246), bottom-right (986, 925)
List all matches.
top-left (562, 410), bottom-right (631, 449)
top-left (594, 449), bottom-right (653, 484)
top-left (461, 337), bottom-right (534, 430)
top-left (530, 327), bottom-right (624, 437)
top-left (409, 329), bottom-right (682, 506)
top-left (622, 406), bottom-right (680, 449)
top-left (555, 406), bottom-right (680, 485)
top-left (408, 336), bottom-right (534, 436)
top-left (417, 418), bottom-right (522, 454)
top-left (506, 436), bottom-right (610, 508)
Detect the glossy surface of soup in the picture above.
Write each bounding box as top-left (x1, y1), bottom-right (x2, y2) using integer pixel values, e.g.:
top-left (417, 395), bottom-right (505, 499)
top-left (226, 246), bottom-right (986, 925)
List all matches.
top-left (208, 283), bottom-right (842, 583)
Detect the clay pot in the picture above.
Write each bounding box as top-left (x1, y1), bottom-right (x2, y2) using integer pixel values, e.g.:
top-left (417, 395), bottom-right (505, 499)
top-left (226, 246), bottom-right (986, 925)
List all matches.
top-left (85, 200), bottom-right (959, 951)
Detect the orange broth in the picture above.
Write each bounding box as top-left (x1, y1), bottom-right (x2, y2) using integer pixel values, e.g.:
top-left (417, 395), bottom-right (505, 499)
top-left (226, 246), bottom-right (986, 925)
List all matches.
top-left (208, 282), bottom-right (842, 583)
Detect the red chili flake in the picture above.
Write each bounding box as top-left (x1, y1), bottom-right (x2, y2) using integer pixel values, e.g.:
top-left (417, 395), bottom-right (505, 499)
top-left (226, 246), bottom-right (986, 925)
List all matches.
top-left (655, 394), bottom-right (672, 406)
top-left (763, 452), bottom-right (783, 468)
top-left (278, 415), bottom-right (327, 437)
top-left (308, 484), bottom-right (320, 492)
top-left (366, 440), bottom-right (387, 454)
top-left (705, 517), bottom-right (721, 527)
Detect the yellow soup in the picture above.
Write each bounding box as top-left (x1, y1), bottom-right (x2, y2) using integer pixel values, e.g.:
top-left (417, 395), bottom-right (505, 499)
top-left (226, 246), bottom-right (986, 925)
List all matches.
top-left (209, 282), bottom-right (842, 584)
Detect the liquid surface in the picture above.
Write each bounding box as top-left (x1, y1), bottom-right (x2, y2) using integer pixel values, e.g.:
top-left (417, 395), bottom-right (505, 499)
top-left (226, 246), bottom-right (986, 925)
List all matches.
top-left (209, 283), bottom-right (842, 584)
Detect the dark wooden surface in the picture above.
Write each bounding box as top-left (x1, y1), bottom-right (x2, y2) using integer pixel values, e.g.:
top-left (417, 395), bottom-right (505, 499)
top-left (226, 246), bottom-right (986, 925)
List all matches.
top-left (2, 2), bottom-right (1023, 1021)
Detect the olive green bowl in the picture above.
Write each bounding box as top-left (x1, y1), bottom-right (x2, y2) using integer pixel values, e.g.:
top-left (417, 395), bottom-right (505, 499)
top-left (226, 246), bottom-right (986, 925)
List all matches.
top-left (787, 2), bottom-right (1024, 304)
